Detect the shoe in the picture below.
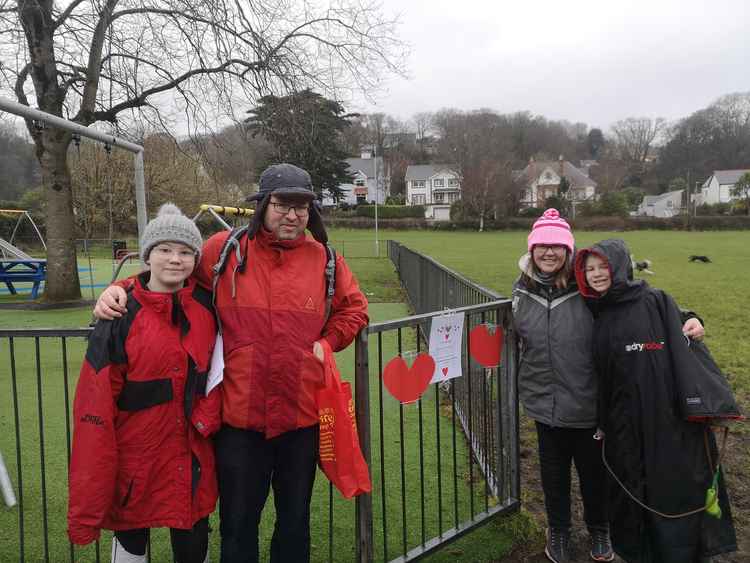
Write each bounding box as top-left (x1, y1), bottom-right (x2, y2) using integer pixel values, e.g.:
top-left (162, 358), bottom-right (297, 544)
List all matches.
top-left (545, 527), bottom-right (571, 563)
top-left (589, 528), bottom-right (614, 561)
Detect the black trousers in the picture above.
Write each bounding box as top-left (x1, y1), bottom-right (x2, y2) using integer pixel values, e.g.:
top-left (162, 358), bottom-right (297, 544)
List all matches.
top-left (114, 517), bottom-right (209, 563)
top-left (535, 421), bottom-right (608, 531)
top-left (214, 424), bottom-right (319, 563)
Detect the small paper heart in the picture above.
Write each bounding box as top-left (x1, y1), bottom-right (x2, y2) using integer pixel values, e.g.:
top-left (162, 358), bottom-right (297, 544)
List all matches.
top-left (469, 324), bottom-right (504, 368)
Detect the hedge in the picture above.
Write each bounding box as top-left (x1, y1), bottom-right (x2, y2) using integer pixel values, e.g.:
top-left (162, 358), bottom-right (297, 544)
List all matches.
top-left (324, 215), bottom-right (750, 231)
top-left (354, 205), bottom-right (425, 219)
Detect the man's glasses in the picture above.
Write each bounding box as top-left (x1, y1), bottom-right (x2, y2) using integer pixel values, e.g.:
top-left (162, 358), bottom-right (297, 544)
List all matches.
top-left (269, 202), bottom-right (310, 217)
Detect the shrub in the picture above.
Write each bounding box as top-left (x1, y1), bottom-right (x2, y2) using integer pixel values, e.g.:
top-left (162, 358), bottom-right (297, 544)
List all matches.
top-left (355, 205), bottom-right (425, 219)
top-left (518, 207), bottom-right (543, 218)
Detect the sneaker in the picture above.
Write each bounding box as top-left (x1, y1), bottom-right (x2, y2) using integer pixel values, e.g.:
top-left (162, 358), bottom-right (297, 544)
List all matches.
top-left (589, 528), bottom-right (614, 561)
top-left (545, 527), bottom-right (571, 563)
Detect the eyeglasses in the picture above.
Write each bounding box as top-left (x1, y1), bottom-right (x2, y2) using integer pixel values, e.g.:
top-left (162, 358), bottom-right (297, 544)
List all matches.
top-left (269, 202), bottom-right (310, 217)
top-left (533, 245), bottom-right (566, 254)
top-left (152, 245), bottom-right (197, 260)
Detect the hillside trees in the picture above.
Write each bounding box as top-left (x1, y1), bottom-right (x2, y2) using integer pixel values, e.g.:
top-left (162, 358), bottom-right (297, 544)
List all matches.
top-left (0, 0), bottom-right (405, 301)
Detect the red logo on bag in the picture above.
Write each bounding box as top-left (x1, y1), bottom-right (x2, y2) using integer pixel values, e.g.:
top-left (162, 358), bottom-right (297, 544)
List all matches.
top-left (469, 324), bottom-right (504, 367)
top-left (383, 353), bottom-right (436, 404)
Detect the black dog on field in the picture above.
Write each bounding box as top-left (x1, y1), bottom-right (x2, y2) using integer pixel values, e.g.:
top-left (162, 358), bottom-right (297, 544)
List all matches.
top-left (689, 255), bottom-right (712, 263)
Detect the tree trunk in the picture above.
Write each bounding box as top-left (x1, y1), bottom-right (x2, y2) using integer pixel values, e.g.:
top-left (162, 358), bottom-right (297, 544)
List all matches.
top-left (39, 130), bottom-right (82, 302)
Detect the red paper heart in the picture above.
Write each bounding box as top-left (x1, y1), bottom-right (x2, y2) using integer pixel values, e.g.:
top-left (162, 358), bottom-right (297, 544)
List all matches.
top-left (441, 367), bottom-right (449, 376)
top-left (469, 324), bottom-right (504, 367)
top-left (382, 353), bottom-right (436, 404)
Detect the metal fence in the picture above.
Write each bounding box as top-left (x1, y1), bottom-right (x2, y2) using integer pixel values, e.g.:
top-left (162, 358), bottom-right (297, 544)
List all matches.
top-left (353, 299), bottom-right (520, 562)
top-left (386, 240), bottom-right (512, 498)
top-left (0, 243), bottom-right (520, 561)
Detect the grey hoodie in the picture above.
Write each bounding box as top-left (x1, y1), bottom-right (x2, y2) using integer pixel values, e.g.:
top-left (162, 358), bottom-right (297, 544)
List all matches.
top-left (512, 253), bottom-right (598, 428)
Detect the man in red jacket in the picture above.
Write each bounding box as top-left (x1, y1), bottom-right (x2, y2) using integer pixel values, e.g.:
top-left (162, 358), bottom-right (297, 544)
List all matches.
top-left (95, 164), bottom-right (369, 563)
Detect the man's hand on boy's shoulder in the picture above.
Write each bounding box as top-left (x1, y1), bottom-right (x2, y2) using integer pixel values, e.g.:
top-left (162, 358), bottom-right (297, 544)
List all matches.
top-left (93, 283), bottom-right (130, 320)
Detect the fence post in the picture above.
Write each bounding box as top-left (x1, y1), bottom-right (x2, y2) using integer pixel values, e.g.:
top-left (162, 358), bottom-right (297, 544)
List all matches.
top-left (354, 330), bottom-right (374, 562)
top-left (503, 310), bottom-right (521, 501)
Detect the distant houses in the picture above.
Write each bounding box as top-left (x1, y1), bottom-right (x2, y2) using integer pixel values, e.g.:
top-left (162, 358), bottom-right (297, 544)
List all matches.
top-left (513, 156), bottom-right (597, 210)
top-left (636, 189), bottom-right (685, 217)
top-left (695, 169), bottom-right (750, 206)
top-left (405, 164), bottom-right (461, 221)
top-left (323, 151), bottom-right (386, 206)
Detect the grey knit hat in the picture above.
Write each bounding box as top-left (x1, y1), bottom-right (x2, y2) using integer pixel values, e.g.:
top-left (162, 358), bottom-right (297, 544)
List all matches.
top-left (140, 203), bottom-right (203, 262)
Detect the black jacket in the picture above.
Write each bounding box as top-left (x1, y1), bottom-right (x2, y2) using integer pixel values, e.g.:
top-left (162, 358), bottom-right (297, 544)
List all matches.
top-left (575, 239), bottom-right (738, 563)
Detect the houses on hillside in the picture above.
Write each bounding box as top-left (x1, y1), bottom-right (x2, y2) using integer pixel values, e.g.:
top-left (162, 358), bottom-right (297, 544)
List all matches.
top-left (513, 156), bottom-right (597, 210)
top-left (405, 164), bottom-right (461, 221)
top-left (695, 169), bottom-right (750, 206)
top-left (636, 190), bottom-right (685, 217)
top-left (322, 151), bottom-right (386, 206)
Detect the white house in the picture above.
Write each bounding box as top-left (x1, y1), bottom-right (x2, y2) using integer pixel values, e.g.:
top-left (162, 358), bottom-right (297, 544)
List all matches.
top-left (405, 164), bottom-right (461, 221)
top-left (322, 152), bottom-right (386, 206)
top-left (695, 169), bottom-right (750, 206)
top-left (636, 189), bottom-right (685, 217)
top-left (513, 156), bottom-right (597, 211)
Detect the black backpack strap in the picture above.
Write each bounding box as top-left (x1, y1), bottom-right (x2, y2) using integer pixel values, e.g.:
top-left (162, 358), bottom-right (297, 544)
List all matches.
top-left (211, 225), bottom-right (249, 333)
top-left (323, 244), bottom-right (337, 323)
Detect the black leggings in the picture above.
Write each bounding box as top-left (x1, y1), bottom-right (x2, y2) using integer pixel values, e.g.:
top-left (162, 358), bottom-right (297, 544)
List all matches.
top-left (535, 421), bottom-right (608, 531)
top-left (114, 517), bottom-right (209, 563)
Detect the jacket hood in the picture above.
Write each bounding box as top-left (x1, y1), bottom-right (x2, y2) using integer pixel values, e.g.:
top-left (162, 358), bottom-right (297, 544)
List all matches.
top-left (574, 238), bottom-right (644, 303)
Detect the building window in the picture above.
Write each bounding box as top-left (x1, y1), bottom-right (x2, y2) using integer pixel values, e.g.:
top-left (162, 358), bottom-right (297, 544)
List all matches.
top-left (354, 178), bottom-right (365, 186)
top-left (446, 192), bottom-right (459, 204)
top-left (356, 194), bottom-right (367, 204)
top-left (434, 193), bottom-right (444, 203)
top-left (412, 180), bottom-right (425, 189)
top-left (666, 200), bottom-right (673, 207)
top-left (412, 194), bottom-right (425, 205)
top-left (433, 178), bottom-right (445, 188)
top-left (447, 177), bottom-right (459, 187)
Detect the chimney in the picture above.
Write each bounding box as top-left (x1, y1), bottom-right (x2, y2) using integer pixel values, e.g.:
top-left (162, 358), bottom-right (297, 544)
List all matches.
top-left (558, 154), bottom-right (564, 177)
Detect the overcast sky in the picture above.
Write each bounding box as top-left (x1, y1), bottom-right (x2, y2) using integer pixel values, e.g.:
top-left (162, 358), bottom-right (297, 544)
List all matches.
top-left (351, 0), bottom-right (749, 130)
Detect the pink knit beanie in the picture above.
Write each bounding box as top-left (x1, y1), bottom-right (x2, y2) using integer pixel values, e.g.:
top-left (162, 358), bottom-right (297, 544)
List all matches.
top-left (527, 208), bottom-right (575, 254)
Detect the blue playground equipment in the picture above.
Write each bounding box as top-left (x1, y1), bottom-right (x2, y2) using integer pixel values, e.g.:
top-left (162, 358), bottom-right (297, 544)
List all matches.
top-left (0, 209), bottom-right (47, 299)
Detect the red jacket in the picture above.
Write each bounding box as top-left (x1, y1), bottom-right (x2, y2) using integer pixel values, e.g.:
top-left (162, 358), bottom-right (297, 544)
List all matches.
top-left (68, 274), bottom-right (220, 545)
top-left (194, 228), bottom-right (369, 438)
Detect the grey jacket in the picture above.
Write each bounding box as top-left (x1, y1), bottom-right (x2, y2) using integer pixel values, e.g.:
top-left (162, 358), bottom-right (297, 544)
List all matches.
top-left (512, 254), bottom-right (598, 428)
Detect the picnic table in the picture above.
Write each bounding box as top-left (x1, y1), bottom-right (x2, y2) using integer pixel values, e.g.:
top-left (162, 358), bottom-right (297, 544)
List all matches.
top-left (0, 258), bottom-right (47, 299)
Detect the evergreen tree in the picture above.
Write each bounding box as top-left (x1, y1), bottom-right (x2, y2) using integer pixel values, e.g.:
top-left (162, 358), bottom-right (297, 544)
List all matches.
top-left (246, 89), bottom-right (355, 201)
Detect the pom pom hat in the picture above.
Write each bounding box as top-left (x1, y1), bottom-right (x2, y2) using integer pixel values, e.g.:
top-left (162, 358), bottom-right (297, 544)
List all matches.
top-left (527, 208), bottom-right (575, 254)
top-left (139, 203), bottom-right (203, 262)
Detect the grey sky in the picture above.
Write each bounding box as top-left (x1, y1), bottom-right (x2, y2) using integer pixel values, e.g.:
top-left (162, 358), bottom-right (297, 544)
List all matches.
top-left (352, 0), bottom-right (749, 129)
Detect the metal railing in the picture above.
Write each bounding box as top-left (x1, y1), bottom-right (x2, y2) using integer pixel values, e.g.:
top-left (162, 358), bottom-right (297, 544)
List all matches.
top-left (386, 241), bottom-right (511, 499)
top-left (353, 299), bottom-right (520, 562)
top-left (0, 244), bottom-right (520, 561)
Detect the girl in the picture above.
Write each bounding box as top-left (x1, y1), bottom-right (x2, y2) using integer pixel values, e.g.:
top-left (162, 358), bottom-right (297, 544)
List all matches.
top-left (575, 238), bottom-right (740, 563)
top-left (512, 209), bottom-right (704, 563)
top-left (68, 204), bottom-right (220, 563)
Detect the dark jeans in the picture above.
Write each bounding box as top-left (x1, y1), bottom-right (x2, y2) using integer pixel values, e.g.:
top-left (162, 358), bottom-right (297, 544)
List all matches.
top-left (215, 424), bottom-right (319, 563)
top-left (114, 517), bottom-right (209, 563)
top-left (535, 421), bottom-right (608, 531)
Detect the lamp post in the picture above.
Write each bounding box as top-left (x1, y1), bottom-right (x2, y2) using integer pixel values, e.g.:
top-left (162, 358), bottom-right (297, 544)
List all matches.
top-left (373, 142), bottom-right (379, 257)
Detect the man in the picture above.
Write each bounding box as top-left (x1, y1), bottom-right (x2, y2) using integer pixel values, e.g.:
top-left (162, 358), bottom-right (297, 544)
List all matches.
top-left (95, 163), bottom-right (369, 563)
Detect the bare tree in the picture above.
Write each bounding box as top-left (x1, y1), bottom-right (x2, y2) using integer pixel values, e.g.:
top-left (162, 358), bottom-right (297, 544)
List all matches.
top-left (412, 111), bottom-right (433, 162)
top-left (0, 0), bottom-right (406, 300)
top-left (610, 117), bottom-right (667, 165)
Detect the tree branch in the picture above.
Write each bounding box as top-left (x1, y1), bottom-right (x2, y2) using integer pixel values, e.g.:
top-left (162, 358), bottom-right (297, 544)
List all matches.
top-left (53, 0), bottom-right (87, 30)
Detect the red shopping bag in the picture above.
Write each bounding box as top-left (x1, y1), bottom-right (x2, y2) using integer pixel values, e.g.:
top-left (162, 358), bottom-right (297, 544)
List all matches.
top-left (316, 341), bottom-right (372, 499)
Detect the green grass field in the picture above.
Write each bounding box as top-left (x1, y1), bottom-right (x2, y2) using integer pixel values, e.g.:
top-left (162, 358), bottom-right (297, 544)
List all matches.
top-left (1, 228), bottom-right (747, 562)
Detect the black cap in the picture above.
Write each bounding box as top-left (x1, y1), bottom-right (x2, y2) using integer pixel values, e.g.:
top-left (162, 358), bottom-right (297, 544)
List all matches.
top-left (247, 163), bottom-right (316, 202)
